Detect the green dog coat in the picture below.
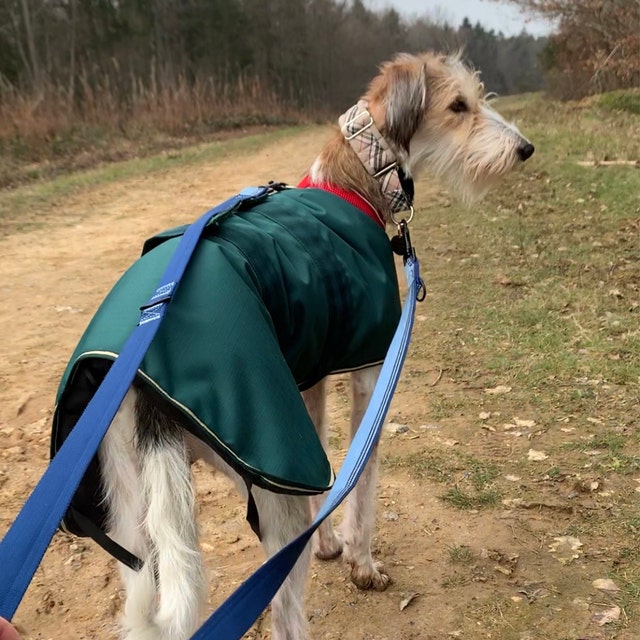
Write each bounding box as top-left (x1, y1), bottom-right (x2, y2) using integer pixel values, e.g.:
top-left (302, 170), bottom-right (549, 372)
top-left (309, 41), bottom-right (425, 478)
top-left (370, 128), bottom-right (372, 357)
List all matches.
top-left (51, 187), bottom-right (401, 539)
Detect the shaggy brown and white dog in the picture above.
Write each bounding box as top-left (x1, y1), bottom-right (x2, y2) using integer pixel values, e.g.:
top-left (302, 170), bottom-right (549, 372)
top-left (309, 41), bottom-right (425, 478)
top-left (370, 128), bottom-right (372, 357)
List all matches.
top-left (97, 52), bottom-right (533, 639)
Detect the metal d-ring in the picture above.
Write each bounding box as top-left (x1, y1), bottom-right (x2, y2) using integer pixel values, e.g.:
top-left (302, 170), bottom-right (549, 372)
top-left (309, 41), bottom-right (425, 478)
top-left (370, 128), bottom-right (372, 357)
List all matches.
top-left (391, 204), bottom-right (414, 226)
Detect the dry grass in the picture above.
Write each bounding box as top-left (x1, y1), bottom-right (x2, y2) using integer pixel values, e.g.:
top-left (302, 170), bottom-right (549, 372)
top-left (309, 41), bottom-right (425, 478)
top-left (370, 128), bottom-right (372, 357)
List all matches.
top-left (0, 73), bottom-right (309, 189)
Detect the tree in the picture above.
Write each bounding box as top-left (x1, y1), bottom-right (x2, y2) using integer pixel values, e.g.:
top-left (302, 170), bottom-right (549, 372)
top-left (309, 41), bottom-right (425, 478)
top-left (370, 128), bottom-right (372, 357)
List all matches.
top-left (491, 0), bottom-right (640, 96)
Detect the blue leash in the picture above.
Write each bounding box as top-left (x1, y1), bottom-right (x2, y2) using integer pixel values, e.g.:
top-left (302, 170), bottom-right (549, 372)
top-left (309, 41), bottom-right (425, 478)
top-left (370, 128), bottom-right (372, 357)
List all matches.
top-left (191, 252), bottom-right (422, 639)
top-left (0, 188), bottom-right (423, 637)
top-left (0, 186), bottom-right (270, 620)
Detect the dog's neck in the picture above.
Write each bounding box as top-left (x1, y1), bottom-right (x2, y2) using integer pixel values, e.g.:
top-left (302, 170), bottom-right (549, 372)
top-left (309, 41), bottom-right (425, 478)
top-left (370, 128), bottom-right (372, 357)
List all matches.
top-left (307, 101), bottom-right (414, 227)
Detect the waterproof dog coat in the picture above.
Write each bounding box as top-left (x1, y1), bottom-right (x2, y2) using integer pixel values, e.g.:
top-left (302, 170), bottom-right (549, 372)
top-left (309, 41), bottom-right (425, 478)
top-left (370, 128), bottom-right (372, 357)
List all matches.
top-left (51, 187), bottom-right (401, 540)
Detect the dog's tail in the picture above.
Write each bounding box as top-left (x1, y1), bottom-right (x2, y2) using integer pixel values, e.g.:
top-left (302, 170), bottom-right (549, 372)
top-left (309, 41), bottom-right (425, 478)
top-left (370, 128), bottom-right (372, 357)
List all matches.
top-left (101, 388), bottom-right (206, 639)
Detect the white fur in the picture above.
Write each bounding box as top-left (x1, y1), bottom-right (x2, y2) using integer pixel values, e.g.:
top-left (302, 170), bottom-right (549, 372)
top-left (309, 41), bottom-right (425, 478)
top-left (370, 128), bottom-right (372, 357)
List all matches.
top-left (96, 52), bottom-right (533, 640)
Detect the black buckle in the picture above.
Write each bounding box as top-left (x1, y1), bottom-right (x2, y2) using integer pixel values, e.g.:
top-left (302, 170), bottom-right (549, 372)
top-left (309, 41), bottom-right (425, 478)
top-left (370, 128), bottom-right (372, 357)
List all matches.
top-left (391, 220), bottom-right (416, 262)
top-left (267, 180), bottom-right (290, 192)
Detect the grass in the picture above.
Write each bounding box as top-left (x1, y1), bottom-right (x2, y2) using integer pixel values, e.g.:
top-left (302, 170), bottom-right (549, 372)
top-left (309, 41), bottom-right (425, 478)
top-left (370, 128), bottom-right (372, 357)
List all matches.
top-left (560, 431), bottom-right (640, 474)
top-left (409, 93), bottom-right (640, 402)
top-left (599, 88), bottom-right (640, 115)
top-left (0, 74), bottom-right (311, 189)
top-left (2, 87), bottom-right (639, 634)
top-left (446, 544), bottom-right (474, 564)
top-left (385, 93), bottom-right (639, 633)
top-left (382, 449), bottom-right (502, 510)
top-left (0, 126), bottom-right (311, 233)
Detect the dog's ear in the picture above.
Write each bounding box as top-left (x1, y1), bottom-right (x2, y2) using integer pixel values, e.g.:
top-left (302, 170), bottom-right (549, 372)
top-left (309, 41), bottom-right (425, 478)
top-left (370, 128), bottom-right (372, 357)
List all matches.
top-left (382, 57), bottom-right (428, 152)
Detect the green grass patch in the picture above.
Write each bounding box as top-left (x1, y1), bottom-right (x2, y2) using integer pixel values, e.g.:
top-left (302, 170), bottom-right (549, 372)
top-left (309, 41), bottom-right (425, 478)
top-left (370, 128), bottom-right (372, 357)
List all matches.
top-left (560, 432), bottom-right (640, 474)
top-left (382, 449), bottom-right (502, 510)
top-left (446, 544), bottom-right (475, 564)
top-left (0, 126), bottom-right (312, 233)
top-left (599, 89), bottom-right (640, 115)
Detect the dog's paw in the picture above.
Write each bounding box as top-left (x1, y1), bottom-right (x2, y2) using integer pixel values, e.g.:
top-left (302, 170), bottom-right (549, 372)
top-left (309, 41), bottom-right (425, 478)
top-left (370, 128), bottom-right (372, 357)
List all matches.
top-left (313, 532), bottom-right (344, 561)
top-left (349, 560), bottom-right (391, 591)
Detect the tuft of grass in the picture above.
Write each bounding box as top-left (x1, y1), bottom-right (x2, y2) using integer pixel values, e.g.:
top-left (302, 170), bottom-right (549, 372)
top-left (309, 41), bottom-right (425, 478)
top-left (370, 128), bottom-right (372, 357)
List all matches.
top-left (0, 74), bottom-right (311, 189)
top-left (440, 487), bottom-right (502, 510)
top-left (560, 432), bottom-right (640, 474)
top-left (599, 89), bottom-right (640, 115)
top-left (441, 573), bottom-right (470, 589)
top-left (446, 544), bottom-right (475, 564)
top-left (383, 449), bottom-right (502, 510)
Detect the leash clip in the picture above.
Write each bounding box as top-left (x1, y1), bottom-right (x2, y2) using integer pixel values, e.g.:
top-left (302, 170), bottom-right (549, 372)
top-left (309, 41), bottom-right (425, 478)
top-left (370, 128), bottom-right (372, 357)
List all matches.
top-left (267, 181), bottom-right (292, 192)
top-left (391, 221), bottom-right (426, 301)
top-left (391, 220), bottom-right (415, 263)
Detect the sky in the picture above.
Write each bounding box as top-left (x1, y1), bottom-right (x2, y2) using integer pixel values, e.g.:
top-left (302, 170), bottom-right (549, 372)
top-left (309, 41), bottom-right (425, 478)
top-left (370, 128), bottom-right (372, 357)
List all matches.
top-left (365, 0), bottom-right (555, 37)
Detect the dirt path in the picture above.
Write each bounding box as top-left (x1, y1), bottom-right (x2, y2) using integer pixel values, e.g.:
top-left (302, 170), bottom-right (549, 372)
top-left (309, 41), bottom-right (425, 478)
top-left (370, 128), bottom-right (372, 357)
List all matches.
top-left (0, 129), bottom-right (636, 640)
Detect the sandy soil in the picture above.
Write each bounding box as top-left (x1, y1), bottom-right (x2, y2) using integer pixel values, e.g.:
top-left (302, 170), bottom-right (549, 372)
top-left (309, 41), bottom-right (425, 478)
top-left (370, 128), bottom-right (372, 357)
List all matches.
top-left (0, 129), bottom-right (636, 640)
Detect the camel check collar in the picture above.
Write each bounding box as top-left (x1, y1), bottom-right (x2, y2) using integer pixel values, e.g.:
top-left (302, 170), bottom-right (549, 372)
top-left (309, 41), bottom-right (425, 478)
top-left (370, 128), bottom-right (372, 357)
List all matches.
top-left (338, 100), bottom-right (414, 216)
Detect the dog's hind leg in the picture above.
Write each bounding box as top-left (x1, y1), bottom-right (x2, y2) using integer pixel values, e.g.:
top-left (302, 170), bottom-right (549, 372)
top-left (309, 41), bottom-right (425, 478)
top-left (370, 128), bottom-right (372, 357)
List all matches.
top-left (252, 487), bottom-right (312, 640)
top-left (342, 366), bottom-right (390, 591)
top-left (100, 390), bottom-right (160, 639)
top-left (302, 379), bottom-right (343, 561)
top-left (134, 390), bottom-right (207, 640)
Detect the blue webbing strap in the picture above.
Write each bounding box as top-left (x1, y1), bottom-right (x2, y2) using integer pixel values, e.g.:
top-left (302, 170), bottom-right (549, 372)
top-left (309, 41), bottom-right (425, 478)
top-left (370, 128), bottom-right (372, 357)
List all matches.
top-left (191, 255), bottom-right (422, 639)
top-left (0, 186), bottom-right (270, 620)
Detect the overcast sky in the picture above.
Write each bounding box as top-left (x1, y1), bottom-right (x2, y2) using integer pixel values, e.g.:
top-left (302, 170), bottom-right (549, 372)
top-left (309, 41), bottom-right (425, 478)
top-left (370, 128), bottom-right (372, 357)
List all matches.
top-left (365, 0), bottom-right (555, 36)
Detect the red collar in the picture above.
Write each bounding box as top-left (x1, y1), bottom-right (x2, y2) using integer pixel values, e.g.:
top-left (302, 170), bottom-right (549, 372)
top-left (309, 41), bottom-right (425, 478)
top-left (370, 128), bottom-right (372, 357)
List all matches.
top-left (297, 176), bottom-right (385, 230)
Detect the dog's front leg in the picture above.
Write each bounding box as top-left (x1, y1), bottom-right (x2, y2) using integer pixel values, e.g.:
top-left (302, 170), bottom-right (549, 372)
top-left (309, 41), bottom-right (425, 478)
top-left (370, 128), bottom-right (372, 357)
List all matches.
top-left (253, 487), bottom-right (312, 640)
top-left (302, 379), bottom-right (344, 560)
top-left (342, 365), bottom-right (390, 590)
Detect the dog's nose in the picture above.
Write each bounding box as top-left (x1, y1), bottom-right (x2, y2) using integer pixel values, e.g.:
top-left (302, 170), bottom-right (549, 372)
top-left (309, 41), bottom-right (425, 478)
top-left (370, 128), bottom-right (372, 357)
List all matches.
top-left (518, 142), bottom-right (535, 161)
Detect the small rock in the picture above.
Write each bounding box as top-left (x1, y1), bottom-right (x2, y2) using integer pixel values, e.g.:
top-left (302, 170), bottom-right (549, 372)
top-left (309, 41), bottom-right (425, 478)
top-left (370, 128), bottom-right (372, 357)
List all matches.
top-left (385, 422), bottom-right (408, 434)
top-left (592, 605), bottom-right (621, 626)
top-left (593, 578), bottom-right (619, 593)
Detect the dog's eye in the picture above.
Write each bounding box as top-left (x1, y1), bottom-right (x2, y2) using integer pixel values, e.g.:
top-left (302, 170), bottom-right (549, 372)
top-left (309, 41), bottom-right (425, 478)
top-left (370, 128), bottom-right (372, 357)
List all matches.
top-left (449, 98), bottom-right (468, 114)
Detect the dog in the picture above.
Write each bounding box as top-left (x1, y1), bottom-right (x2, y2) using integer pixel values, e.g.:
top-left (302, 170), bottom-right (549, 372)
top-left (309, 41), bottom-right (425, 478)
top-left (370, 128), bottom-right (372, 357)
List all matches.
top-left (52, 51), bottom-right (533, 639)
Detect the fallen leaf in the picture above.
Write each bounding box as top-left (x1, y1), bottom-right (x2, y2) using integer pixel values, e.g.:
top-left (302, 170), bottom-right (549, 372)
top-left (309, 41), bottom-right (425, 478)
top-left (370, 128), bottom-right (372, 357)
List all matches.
top-left (592, 578), bottom-right (620, 593)
top-left (514, 417), bottom-right (536, 428)
top-left (528, 449), bottom-right (548, 461)
top-left (485, 385), bottom-right (512, 395)
top-left (502, 498), bottom-right (524, 508)
top-left (399, 592), bottom-right (418, 611)
top-left (505, 474), bottom-right (521, 482)
top-left (548, 536), bottom-right (583, 564)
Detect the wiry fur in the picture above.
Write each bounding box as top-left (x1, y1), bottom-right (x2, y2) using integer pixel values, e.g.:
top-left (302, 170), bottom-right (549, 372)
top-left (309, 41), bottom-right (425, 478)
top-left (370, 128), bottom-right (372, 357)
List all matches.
top-left (311, 52), bottom-right (533, 214)
top-left (99, 51), bottom-right (533, 639)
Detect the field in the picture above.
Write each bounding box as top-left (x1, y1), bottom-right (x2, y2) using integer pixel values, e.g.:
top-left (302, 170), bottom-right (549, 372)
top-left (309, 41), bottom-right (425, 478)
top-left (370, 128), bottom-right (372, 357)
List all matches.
top-left (0, 91), bottom-right (639, 639)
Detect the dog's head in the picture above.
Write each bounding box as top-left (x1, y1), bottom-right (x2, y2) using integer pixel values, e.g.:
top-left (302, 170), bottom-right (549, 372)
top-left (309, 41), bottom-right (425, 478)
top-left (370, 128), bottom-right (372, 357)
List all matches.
top-left (366, 52), bottom-right (534, 203)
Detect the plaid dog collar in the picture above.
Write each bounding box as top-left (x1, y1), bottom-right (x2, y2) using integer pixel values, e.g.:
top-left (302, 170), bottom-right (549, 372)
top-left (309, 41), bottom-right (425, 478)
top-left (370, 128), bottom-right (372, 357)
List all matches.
top-left (338, 101), bottom-right (413, 216)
